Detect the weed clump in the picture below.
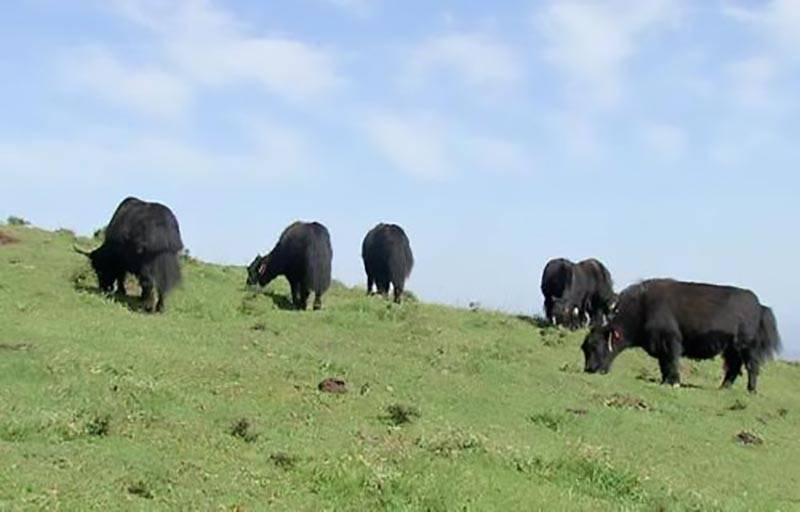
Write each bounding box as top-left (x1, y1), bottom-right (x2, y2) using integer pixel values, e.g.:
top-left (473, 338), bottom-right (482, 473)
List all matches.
top-left (270, 452), bottom-right (298, 470)
top-left (127, 481), bottom-right (153, 499)
top-left (529, 412), bottom-right (570, 432)
top-left (384, 403), bottom-right (420, 426)
top-left (728, 400), bottom-right (748, 411)
top-left (85, 415), bottom-right (110, 437)
top-left (602, 394), bottom-right (650, 411)
top-left (230, 418), bottom-right (259, 443)
top-left (417, 428), bottom-right (485, 457)
top-left (735, 430), bottom-right (763, 446)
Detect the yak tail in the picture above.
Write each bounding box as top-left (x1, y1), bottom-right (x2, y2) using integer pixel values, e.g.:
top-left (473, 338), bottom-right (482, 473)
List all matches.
top-left (754, 306), bottom-right (781, 362)
top-left (389, 242), bottom-right (414, 286)
top-left (307, 240), bottom-right (332, 295)
top-left (150, 252), bottom-right (182, 295)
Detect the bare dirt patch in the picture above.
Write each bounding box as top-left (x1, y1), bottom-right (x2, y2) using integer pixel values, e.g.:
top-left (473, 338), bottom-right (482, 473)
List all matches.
top-left (0, 231), bottom-right (19, 246)
top-left (318, 378), bottom-right (347, 394)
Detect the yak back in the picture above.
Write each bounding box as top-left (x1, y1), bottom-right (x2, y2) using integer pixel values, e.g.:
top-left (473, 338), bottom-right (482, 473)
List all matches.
top-left (613, 279), bottom-right (763, 359)
top-left (269, 221), bottom-right (332, 293)
top-left (362, 223), bottom-right (414, 283)
top-left (104, 197), bottom-right (183, 254)
top-left (541, 258), bottom-right (574, 299)
top-left (573, 258), bottom-right (614, 303)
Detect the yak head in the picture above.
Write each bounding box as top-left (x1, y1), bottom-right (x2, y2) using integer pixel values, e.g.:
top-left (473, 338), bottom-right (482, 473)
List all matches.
top-left (246, 255), bottom-right (265, 286)
top-left (246, 254), bottom-right (276, 287)
top-left (581, 325), bottom-right (625, 374)
top-left (74, 244), bottom-right (116, 292)
top-left (553, 298), bottom-right (583, 329)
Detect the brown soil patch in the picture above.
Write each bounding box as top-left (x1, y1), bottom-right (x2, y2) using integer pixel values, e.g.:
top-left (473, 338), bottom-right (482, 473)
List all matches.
top-left (318, 378), bottom-right (347, 394)
top-left (0, 231), bottom-right (19, 246)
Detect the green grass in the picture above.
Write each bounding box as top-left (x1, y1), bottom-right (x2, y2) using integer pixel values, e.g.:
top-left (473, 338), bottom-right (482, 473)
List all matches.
top-left (1, 224), bottom-right (799, 511)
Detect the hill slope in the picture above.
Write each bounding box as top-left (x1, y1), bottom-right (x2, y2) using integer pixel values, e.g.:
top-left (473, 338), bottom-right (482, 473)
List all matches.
top-left (1, 225), bottom-right (798, 511)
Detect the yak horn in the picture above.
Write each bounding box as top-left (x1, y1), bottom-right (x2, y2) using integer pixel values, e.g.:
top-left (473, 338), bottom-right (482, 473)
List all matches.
top-left (607, 332), bottom-right (614, 353)
top-left (73, 244), bottom-right (93, 256)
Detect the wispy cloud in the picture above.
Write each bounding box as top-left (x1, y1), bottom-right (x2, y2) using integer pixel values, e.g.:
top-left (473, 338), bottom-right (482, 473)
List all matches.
top-left (76, 0), bottom-right (342, 116)
top-left (0, 122), bottom-right (315, 184)
top-left (536, 0), bottom-right (682, 109)
top-left (60, 46), bottom-right (190, 118)
top-left (724, 0), bottom-right (800, 53)
top-left (320, 0), bottom-right (374, 18)
top-left (407, 33), bottom-right (522, 92)
top-left (364, 110), bottom-right (533, 180)
top-left (365, 111), bottom-right (452, 180)
top-left (641, 123), bottom-right (688, 160)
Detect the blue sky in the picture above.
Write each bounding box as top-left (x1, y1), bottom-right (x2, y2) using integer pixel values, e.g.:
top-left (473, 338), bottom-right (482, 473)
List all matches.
top-left (1, 0), bottom-right (798, 357)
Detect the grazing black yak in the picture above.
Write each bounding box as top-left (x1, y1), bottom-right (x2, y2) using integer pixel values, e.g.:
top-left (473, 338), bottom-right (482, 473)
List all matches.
top-left (541, 258), bottom-right (615, 329)
top-left (74, 196), bottom-right (183, 313)
top-left (582, 279), bottom-right (781, 392)
top-left (247, 221), bottom-right (332, 310)
top-left (361, 223), bottom-right (414, 303)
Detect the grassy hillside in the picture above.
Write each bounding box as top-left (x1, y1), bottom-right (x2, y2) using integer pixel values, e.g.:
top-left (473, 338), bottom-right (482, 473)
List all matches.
top-left (1, 224), bottom-right (799, 511)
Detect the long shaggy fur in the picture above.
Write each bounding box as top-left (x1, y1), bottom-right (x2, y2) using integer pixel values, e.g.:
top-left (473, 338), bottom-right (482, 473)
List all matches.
top-left (80, 197), bottom-right (183, 313)
top-left (581, 279), bottom-right (781, 392)
top-left (755, 306), bottom-right (782, 362)
top-left (362, 223), bottom-right (414, 303)
top-left (248, 221), bottom-right (332, 310)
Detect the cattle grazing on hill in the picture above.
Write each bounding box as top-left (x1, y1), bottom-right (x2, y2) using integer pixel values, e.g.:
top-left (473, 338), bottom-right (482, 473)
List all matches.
top-left (362, 223), bottom-right (414, 303)
top-left (541, 258), bottom-right (615, 329)
top-left (74, 196), bottom-right (183, 313)
top-left (581, 279), bottom-right (781, 392)
top-left (247, 221), bottom-right (332, 310)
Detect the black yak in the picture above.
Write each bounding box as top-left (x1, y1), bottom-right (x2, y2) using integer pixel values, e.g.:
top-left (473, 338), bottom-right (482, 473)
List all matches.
top-left (74, 196), bottom-right (183, 313)
top-left (362, 223), bottom-right (414, 303)
top-left (541, 258), bottom-right (615, 329)
top-left (582, 279), bottom-right (781, 392)
top-left (247, 221), bottom-right (332, 310)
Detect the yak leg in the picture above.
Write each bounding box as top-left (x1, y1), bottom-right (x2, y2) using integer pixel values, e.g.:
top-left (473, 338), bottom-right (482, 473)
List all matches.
top-left (657, 335), bottom-right (682, 387)
top-left (544, 298), bottom-right (554, 325)
top-left (366, 275), bottom-right (374, 295)
top-left (115, 273), bottom-right (127, 297)
top-left (393, 282), bottom-right (403, 304)
top-left (298, 285), bottom-right (310, 311)
top-left (377, 279), bottom-right (390, 299)
top-left (155, 288), bottom-right (166, 313)
top-left (720, 350), bottom-right (743, 389)
top-left (140, 277), bottom-right (157, 313)
top-left (743, 351), bottom-right (760, 393)
top-left (313, 292), bottom-right (323, 311)
top-left (290, 280), bottom-right (301, 308)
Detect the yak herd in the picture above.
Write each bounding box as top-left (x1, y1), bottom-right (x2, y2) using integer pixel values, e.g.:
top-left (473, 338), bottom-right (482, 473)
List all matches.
top-left (73, 197), bottom-right (782, 392)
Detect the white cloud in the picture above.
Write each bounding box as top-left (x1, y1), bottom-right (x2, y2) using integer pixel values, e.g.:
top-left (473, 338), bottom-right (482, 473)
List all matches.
top-left (641, 123), bottom-right (688, 159)
top-left (321, 0), bottom-right (374, 17)
top-left (536, 0), bottom-right (682, 109)
top-left (724, 0), bottom-right (800, 52)
top-left (469, 137), bottom-right (534, 176)
top-left (89, 0), bottom-right (342, 109)
top-left (0, 123), bottom-right (314, 183)
top-left (61, 46), bottom-right (190, 118)
top-left (365, 111), bottom-right (452, 180)
top-left (407, 33), bottom-right (522, 91)
top-left (727, 56), bottom-right (778, 109)
top-left (364, 110), bottom-right (534, 180)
